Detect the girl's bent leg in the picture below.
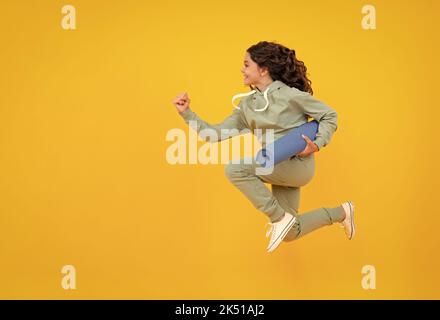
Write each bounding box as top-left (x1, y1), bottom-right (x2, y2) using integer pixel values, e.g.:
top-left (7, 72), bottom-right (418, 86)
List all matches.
top-left (224, 158), bottom-right (286, 223)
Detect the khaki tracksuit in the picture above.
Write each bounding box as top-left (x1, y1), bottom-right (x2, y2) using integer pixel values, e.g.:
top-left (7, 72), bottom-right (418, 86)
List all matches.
top-left (178, 80), bottom-right (345, 241)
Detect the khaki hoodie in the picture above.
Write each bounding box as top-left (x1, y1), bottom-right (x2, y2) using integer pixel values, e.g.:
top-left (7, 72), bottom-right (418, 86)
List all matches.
top-left (178, 79), bottom-right (338, 151)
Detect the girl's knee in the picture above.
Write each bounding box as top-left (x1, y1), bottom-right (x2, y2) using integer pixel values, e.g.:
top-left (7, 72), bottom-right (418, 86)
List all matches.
top-left (224, 163), bottom-right (242, 180)
top-left (224, 161), bottom-right (254, 180)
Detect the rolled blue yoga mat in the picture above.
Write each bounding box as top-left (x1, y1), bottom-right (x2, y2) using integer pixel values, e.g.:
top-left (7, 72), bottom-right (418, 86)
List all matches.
top-left (255, 120), bottom-right (319, 168)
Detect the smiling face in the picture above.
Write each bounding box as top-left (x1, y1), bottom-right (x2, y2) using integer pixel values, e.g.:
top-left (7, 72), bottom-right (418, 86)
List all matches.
top-left (241, 51), bottom-right (261, 85)
top-left (241, 51), bottom-right (269, 87)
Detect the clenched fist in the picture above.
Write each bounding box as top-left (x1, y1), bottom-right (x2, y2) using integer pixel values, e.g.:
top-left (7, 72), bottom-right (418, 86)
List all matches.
top-left (172, 92), bottom-right (191, 114)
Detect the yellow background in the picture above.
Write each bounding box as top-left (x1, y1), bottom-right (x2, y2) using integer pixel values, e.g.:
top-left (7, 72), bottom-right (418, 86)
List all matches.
top-left (1, 0), bottom-right (439, 299)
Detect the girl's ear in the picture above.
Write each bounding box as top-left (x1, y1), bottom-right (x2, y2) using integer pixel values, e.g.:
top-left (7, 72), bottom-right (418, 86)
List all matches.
top-left (259, 66), bottom-right (269, 77)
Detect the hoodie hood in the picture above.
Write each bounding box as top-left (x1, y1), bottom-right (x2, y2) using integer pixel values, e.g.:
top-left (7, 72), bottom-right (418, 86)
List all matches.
top-left (231, 80), bottom-right (284, 112)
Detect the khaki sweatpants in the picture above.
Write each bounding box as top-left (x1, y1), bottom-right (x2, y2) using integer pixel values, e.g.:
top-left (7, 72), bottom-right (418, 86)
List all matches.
top-left (224, 153), bottom-right (345, 242)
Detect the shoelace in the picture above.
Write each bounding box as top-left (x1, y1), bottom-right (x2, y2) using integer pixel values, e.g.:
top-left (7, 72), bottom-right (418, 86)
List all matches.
top-left (231, 86), bottom-right (271, 112)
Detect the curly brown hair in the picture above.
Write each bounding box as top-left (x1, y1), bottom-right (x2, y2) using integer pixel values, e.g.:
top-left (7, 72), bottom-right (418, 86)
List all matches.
top-left (246, 41), bottom-right (313, 95)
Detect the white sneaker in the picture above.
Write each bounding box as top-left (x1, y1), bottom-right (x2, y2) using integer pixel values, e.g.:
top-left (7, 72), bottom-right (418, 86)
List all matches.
top-left (265, 212), bottom-right (297, 253)
top-left (340, 201), bottom-right (355, 240)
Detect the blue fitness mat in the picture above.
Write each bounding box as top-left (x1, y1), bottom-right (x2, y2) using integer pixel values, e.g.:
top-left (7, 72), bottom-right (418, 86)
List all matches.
top-left (255, 120), bottom-right (319, 168)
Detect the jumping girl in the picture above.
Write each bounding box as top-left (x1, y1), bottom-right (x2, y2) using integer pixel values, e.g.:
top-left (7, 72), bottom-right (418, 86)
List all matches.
top-left (171, 41), bottom-right (355, 253)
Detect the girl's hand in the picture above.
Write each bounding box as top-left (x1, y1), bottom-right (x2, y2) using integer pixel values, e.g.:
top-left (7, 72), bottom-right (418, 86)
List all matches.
top-left (297, 134), bottom-right (319, 157)
top-left (172, 92), bottom-right (191, 113)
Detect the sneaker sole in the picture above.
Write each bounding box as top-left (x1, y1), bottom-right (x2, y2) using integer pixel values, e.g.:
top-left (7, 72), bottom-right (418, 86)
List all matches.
top-left (347, 201), bottom-right (355, 240)
top-left (267, 216), bottom-right (297, 252)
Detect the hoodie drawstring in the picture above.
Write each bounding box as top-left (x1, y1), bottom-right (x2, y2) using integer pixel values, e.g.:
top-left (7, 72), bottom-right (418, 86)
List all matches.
top-left (231, 86), bottom-right (270, 112)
